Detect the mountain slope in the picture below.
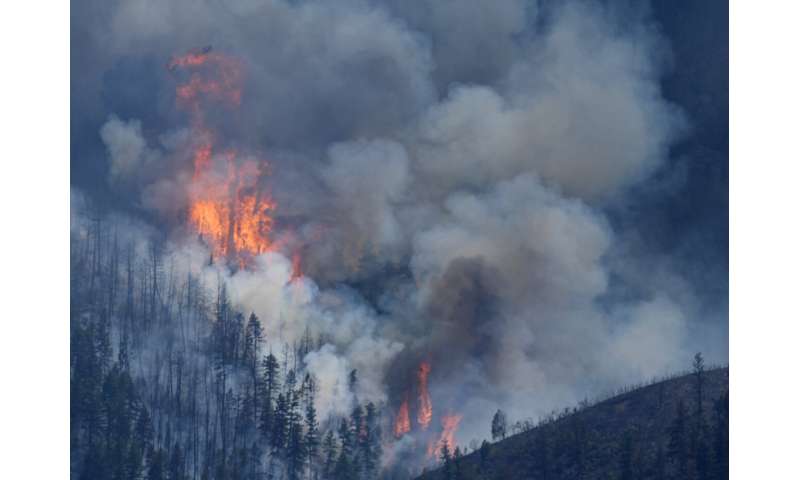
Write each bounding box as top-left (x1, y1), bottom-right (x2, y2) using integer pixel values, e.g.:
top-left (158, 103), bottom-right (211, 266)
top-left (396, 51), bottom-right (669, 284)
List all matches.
top-left (417, 367), bottom-right (728, 480)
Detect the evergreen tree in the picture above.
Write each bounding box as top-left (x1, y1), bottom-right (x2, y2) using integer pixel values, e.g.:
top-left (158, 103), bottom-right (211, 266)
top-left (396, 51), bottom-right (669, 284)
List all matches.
top-left (348, 369), bottom-right (358, 394)
top-left (243, 313), bottom-right (263, 421)
top-left (693, 352), bottom-right (706, 417)
top-left (246, 441), bottom-right (261, 480)
top-left (479, 440), bottom-right (491, 474)
top-left (286, 389), bottom-right (306, 480)
top-left (286, 423), bottom-right (306, 480)
top-left (272, 393), bottom-right (289, 451)
top-left (668, 400), bottom-right (689, 478)
top-left (491, 409), bottom-right (507, 441)
top-left (305, 400), bottom-right (320, 478)
top-left (322, 430), bottom-right (338, 480)
top-left (335, 419), bottom-right (354, 480)
top-left (350, 405), bottom-right (365, 479)
top-left (453, 446), bottom-right (463, 480)
top-left (440, 443), bottom-right (453, 480)
top-left (363, 402), bottom-right (382, 479)
top-left (131, 406), bottom-right (154, 479)
top-left (260, 352), bottom-right (280, 439)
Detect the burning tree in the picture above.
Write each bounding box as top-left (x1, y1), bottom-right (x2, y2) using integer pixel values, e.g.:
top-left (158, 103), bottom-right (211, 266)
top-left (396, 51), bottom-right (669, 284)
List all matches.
top-left (170, 49), bottom-right (278, 269)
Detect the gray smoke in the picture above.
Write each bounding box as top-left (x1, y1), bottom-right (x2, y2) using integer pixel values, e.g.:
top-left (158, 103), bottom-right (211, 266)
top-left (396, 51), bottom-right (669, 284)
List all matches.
top-left (77, 0), bottom-right (724, 456)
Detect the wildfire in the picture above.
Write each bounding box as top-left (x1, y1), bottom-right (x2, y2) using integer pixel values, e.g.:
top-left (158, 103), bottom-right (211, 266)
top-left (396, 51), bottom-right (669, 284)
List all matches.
top-left (170, 49), bottom-right (243, 108)
top-left (427, 414), bottom-right (463, 458)
top-left (170, 48), bottom-right (276, 267)
top-left (290, 251), bottom-right (303, 282)
top-left (417, 361), bottom-right (433, 430)
top-left (394, 397), bottom-right (411, 438)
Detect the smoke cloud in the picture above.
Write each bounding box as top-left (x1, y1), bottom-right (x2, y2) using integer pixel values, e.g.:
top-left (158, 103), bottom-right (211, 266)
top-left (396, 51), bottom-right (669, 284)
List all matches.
top-left (72, 0), bottom-right (726, 458)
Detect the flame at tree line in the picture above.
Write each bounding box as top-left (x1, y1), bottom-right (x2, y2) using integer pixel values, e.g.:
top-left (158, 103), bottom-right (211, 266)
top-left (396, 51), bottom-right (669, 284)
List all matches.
top-left (391, 361), bottom-right (464, 460)
top-left (169, 49), bottom-right (276, 268)
top-left (394, 361), bottom-right (434, 438)
top-left (427, 414), bottom-right (464, 458)
top-left (417, 361), bottom-right (433, 430)
top-left (394, 395), bottom-right (411, 438)
top-left (171, 47), bottom-right (461, 466)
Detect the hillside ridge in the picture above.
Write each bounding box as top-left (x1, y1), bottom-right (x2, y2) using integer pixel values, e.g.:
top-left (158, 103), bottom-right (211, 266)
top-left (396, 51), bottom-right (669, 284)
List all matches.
top-left (417, 367), bottom-right (729, 480)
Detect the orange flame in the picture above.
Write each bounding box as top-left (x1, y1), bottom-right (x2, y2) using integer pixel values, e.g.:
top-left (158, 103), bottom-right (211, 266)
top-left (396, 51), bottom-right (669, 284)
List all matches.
top-left (290, 251), bottom-right (303, 281)
top-left (394, 396), bottom-right (411, 438)
top-left (170, 51), bottom-right (243, 109)
top-left (427, 413), bottom-right (463, 458)
top-left (417, 362), bottom-right (432, 430)
top-left (171, 49), bottom-right (276, 267)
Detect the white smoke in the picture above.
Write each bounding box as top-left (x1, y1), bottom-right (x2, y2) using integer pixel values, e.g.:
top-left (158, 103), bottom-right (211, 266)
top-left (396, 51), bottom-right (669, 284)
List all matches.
top-left (75, 0), bottom-right (723, 454)
top-left (100, 115), bottom-right (159, 183)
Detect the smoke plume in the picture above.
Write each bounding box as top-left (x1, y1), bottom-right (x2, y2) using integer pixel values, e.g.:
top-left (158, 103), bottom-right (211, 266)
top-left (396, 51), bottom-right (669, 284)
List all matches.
top-left (73, 0), bottom-right (726, 465)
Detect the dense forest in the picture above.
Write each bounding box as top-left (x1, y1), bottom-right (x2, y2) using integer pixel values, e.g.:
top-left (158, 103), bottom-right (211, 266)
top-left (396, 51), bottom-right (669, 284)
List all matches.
top-left (67, 1), bottom-right (730, 479)
top-left (71, 215), bottom-right (387, 480)
top-left (71, 212), bottom-right (728, 480)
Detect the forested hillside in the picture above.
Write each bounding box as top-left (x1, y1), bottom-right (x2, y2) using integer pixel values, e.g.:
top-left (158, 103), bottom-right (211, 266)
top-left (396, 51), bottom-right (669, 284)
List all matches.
top-left (70, 215), bottom-right (728, 480)
top-left (417, 366), bottom-right (728, 480)
top-left (70, 219), bottom-right (384, 480)
top-left (69, 1), bottom-right (729, 478)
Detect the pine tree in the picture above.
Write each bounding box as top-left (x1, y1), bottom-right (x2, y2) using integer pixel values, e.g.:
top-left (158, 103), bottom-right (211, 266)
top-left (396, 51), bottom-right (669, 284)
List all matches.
top-left (260, 353), bottom-right (280, 440)
top-left (440, 443), bottom-right (454, 480)
top-left (334, 418), bottom-right (354, 480)
top-left (479, 440), bottom-right (491, 474)
top-left (243, 313), bottom-right (263, 421)
top-left (453, 446), bottom-right (463, 480)
top-left (348, 369), bottom-right (358, 394)
top-left (363, 402), bottom-right (381, 479)
top-left (350, 405), bottom-right (365, 479)
top-left (693, 352), bottom-right (706, 417)
top-left (213, 284), bottom-right (231, 364)
top-left (244, 313), bottom-right (263, 370)
top-left (305, 400), bottom-right (320, 478)
top-left (130, 406), bottom-right (154, 477)
top-left (286, 389), bottom-right (306, 480)
top-left (668, 400), bottom-right (689, 478)
top-left (491, 409), bottom-right (507, 441)
top-left (272, 393), bottom-right (289, 451)
top-left (322, 430), bottom-right (338, 480)
top-left (247, 441), bottom-right (261, 480)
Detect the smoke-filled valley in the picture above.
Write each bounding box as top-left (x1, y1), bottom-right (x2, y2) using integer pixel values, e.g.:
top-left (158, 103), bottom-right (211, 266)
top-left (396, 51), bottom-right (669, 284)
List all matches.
top-left (70, 1), bottom-right (728, 479)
